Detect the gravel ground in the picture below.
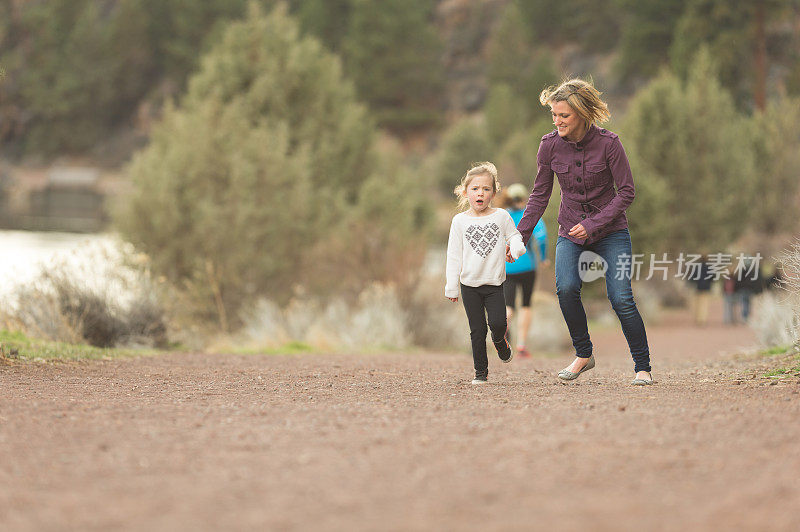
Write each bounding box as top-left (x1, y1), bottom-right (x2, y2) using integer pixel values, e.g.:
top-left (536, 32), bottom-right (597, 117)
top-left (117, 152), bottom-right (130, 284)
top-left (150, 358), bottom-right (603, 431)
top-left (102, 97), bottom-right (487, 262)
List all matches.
top-left (1, 308), bottom-right (799, 531)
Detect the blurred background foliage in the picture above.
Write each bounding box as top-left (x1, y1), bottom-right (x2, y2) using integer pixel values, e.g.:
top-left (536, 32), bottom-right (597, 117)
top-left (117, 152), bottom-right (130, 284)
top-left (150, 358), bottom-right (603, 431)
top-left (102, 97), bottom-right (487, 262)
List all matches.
top-left (2, 0), bottom-right (800, 335)
top-left (114, 4), bottom-right (430, 328)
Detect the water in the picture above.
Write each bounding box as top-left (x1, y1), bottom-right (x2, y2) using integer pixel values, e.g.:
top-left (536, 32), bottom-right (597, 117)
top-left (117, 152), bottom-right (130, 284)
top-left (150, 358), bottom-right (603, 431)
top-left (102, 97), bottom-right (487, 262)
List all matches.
top-left (0, 230), bottom-right (114, 294)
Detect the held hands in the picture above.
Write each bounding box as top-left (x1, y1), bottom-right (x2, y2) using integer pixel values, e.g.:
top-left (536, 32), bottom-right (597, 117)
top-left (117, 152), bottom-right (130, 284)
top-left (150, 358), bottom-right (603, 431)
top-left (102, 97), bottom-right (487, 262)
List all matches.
top-left (505, 244), bottom-right (516, 263)
top-left (568, 223), bottom-right (588, 240)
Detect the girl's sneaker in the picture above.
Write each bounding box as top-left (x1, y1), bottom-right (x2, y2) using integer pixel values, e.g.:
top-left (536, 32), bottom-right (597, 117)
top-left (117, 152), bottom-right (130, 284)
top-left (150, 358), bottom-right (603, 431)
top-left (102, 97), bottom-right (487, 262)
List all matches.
top-left (494, 337), bottom-right (513, 363)
top-left (472, 371), bottom-right (488, 384)
top-left (516, 346), bottom-right (531, 359)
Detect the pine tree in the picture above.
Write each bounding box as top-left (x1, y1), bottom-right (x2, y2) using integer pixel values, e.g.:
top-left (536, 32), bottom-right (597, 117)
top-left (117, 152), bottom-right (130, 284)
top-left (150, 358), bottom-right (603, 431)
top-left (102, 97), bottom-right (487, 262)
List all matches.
top-left (669, 0), bottom-right (793, 109)
top-left (670, 0), bottom-right (754, 104)
top-left (432, 118), bottom-right (494, 196)
top-left (749, 98), bottom-right (800, 234)
top-left (291, 0), bottom-right (351, 52)
top-left (184, 2), bottom-right (374, 200)
top-left (622, 48), bottom-right (756, 254)
top-left (484, 84), bottom-right (530, 147)
top-left (4, 0), bottom-right (154, 154)
top-left (486, 3), bottom-right (555, 113)
top-left (614, 0), bottom-right (688, 82)
top-left (116, 3), bottom-right (375, 325)
top-left (342, 0), bottom-right (444, 131)
top-left (119, 97), bottom-right (316, 329)
top-left (514, 0), bottom-right (621, 52)
top-left (0, 0), bottom-right (255, 157)
top-left (315, 141), bottom-right (433, 298)
top-left (495, 120), bottom-right (556, 187)
top-left (140, 0), bottom-right (251, 86)
top-left (116, 4), bottom-right (430, 327)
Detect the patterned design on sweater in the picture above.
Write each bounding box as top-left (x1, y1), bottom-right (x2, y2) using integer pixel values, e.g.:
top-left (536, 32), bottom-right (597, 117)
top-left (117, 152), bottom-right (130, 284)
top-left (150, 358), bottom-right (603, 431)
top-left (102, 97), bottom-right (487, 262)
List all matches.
top-left (465, 223), bottom-right (500, 258)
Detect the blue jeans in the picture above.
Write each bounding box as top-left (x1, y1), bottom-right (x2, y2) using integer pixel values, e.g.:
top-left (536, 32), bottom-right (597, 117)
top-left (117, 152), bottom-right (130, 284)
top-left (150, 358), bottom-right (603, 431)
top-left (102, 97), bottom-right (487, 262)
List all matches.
top-left (555, 229), bottom-right (651, 373)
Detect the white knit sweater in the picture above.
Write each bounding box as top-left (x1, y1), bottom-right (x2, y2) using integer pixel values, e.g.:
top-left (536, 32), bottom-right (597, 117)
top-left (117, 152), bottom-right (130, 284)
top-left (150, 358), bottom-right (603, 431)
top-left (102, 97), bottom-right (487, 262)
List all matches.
top-left (445, 208), bottom-right (526, 298)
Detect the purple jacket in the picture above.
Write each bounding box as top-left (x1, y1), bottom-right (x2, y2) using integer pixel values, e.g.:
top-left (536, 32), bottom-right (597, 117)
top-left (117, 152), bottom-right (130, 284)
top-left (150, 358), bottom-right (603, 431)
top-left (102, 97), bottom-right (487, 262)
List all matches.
top-left (517, 124), bottom-right (635, 246)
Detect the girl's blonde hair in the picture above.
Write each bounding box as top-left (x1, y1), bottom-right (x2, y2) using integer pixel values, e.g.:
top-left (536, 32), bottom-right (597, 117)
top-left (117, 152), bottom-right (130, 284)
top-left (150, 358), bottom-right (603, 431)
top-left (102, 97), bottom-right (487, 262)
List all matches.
top-left (539, 78), bottom-right (610, 125)
top-left (453, 161), bottom-right (500, 211)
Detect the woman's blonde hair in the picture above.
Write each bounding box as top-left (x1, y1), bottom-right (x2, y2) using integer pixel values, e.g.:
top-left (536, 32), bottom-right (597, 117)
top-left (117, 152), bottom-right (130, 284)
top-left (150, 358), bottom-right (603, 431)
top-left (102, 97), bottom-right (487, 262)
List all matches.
top-left (539, 78), bottom-right (610, 125)
top-left (453, 161), bottom-right (500, 211)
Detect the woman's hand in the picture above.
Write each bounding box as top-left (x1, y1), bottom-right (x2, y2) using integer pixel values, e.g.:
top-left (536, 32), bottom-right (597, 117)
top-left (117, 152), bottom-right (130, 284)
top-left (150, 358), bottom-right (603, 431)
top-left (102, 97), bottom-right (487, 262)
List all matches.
top-left (568, 223), bottom-right (588, 240)
top-left (447, 297), bottom-right (458, 302)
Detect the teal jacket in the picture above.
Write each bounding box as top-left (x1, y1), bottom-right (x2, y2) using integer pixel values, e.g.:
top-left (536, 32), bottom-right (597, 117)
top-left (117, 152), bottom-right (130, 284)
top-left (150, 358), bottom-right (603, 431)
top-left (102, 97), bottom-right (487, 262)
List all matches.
top-left (506, 208), bottom-right (547, 274)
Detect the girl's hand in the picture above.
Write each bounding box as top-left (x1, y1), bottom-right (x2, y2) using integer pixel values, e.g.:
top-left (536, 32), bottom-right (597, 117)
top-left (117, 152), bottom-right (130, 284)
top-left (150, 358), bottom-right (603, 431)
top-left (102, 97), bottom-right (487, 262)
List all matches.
top-left (568, 223), bottom-right (588, 239)
top-left (447, 297), bottom-right (458, 302)
top-left (505, 244), bottom-right (516, 263)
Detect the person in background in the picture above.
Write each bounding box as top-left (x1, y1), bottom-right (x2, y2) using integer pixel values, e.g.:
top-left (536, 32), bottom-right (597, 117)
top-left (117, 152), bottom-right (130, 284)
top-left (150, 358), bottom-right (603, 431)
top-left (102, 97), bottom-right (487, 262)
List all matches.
top-left (503, 183), bottom-right (549, 358)
top-left (735, 258), bottom-right (761, 322)
top-left (690, 257), bottom-right (713, 326)
top-left (723, 265), bottom-right (740, 325)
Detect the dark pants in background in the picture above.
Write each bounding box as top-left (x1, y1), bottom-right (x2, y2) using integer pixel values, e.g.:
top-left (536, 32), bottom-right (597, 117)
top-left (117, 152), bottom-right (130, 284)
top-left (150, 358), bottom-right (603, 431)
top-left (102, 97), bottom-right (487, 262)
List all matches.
top-left (460, 283), bottom-right (507, 378)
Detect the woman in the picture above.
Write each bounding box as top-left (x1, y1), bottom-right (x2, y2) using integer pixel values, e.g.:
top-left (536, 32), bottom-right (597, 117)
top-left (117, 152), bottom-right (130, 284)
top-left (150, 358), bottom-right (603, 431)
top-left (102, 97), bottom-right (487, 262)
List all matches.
top-left (516, 78), bottom-right (653, 385)
top-left (503, 183), bottom-right (549, 359)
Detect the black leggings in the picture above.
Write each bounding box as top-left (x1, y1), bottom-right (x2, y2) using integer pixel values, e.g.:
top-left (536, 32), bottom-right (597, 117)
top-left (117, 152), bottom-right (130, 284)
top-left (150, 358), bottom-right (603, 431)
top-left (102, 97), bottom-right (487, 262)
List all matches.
top-left (461, 283), bottom-right (507, 377)
top-left (503, 270), bottom-right (536, 309)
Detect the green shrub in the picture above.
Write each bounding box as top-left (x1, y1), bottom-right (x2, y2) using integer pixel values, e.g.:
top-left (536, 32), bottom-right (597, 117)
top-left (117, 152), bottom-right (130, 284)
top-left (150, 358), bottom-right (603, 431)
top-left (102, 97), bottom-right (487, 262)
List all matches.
top-left (748, 98), bottom-right (800, 234)
top-left (116, 4), bottom-right (430, 330)
top-left (431, 118), bottom-right (495, 196)
top-left (495, 121), bottom-right (555, 186)
top-left (621, 49), bottom-right (755, 254)
top-left (1, 0), bottom-right (153, 155)
top-left (487, 3), bottom-right (556, 110)
top-left (484, 84), bottom-right (530, 147)
top-left (342, 0), bottom-right (444, 131)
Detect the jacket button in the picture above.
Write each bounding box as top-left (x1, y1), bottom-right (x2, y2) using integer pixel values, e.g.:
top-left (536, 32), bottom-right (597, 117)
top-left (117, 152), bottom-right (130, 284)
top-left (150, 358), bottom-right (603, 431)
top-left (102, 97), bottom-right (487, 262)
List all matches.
top-left (576, 177), bottom-right (582, 183)
top-left (576, 161), bottom-right (582, 167)
top-left (581, 214), bottom-right (586, 219)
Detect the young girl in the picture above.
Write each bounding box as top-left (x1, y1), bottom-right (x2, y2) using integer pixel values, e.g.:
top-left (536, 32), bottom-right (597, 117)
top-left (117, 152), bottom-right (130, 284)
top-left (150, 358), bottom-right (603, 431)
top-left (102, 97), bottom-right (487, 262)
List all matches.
top-left (445, 162), bottom-right (526, 384)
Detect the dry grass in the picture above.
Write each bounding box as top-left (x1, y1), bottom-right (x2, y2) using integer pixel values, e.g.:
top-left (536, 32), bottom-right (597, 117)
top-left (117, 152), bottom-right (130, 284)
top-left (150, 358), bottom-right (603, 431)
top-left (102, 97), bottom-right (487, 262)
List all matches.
top-left (1, 240), bottom-right (167, 348)
top-left (750, 291), bottom-right (799, 348)
top-left (773, 240), bottom-right (800, 348)
top-left (235, 276), bottom-right (571, 355)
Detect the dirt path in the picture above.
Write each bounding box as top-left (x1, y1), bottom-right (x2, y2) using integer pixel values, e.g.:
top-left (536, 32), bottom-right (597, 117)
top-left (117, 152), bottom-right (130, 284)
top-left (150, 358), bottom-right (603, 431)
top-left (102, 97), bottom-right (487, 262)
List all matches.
top-left (2, 307), bottom-right (799, 531)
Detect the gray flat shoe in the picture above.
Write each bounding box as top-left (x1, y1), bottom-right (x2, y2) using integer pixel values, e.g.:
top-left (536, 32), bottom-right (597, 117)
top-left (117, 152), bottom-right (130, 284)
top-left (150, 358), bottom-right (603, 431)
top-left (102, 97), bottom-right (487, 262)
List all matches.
top-left (557, 355), bottom-right (595, 381)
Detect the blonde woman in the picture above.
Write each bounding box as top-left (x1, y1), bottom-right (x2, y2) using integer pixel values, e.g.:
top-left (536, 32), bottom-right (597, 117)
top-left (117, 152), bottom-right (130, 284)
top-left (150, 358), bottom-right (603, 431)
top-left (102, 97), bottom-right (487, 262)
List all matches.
top-left (517, 78), bottom-right (653, 385)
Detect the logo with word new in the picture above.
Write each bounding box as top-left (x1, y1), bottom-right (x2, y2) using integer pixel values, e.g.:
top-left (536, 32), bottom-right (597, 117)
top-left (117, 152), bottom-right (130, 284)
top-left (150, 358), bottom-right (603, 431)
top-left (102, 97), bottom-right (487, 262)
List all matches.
top-left (578, 251), bottom-right (608, 282)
